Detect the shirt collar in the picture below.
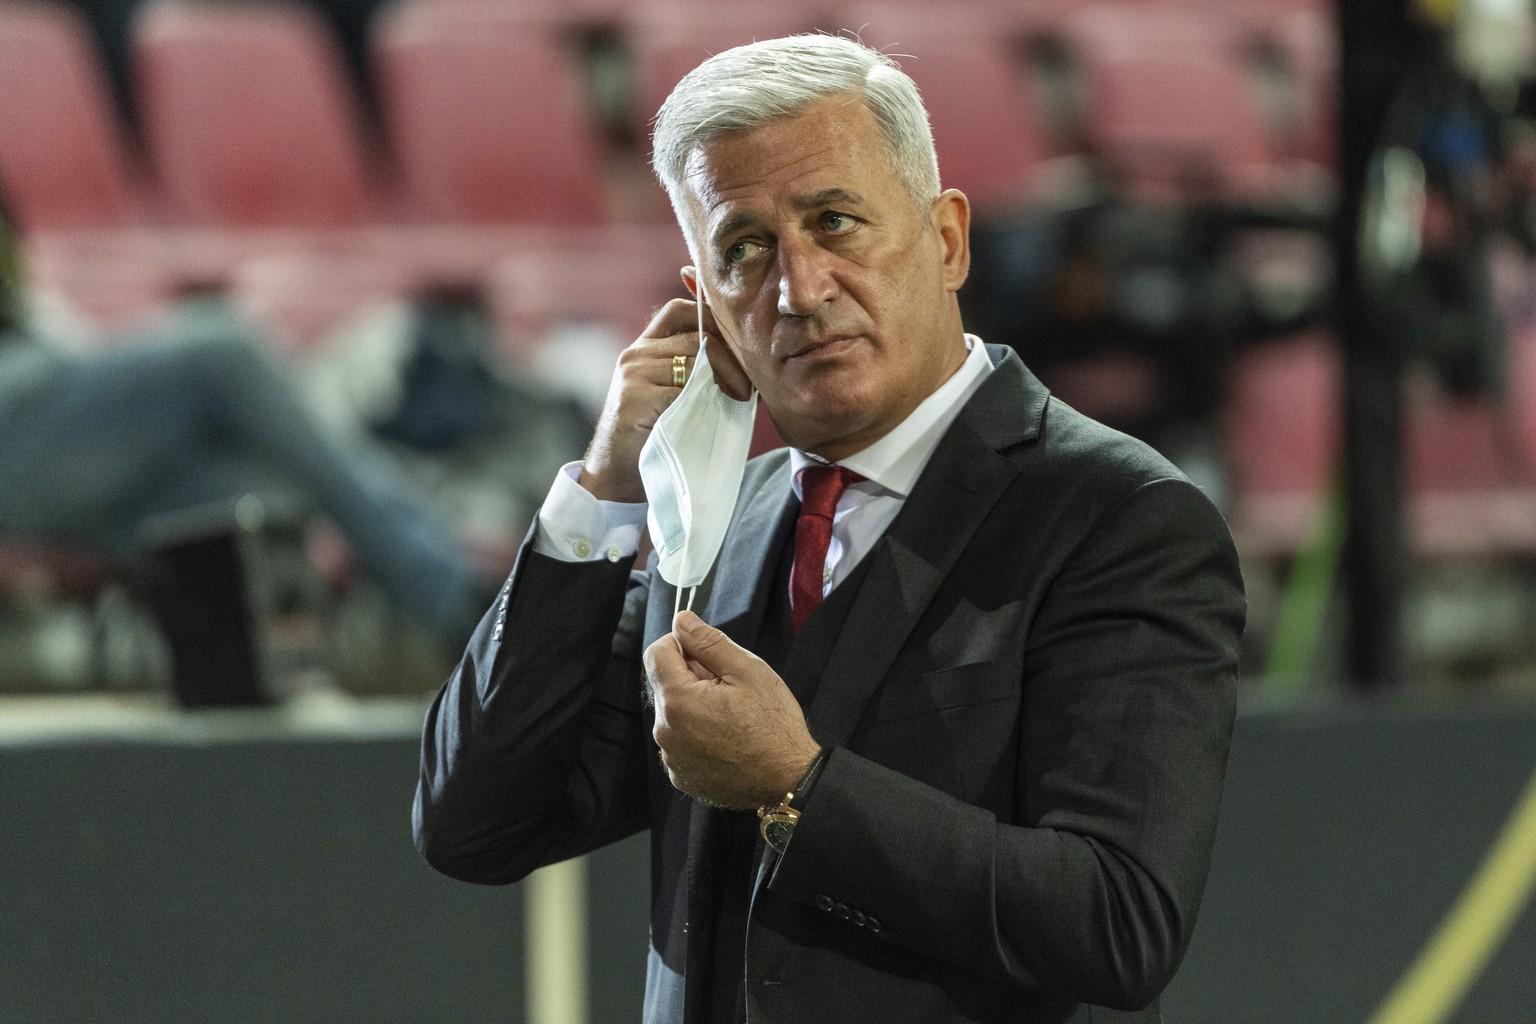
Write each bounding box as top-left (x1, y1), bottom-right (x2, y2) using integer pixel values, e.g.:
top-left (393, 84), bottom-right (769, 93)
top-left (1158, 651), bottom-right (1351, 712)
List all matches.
top-left (789, 334), bottom-right (994, 499)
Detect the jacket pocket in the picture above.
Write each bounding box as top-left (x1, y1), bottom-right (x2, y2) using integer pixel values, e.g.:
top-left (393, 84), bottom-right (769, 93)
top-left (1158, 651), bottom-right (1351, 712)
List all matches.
top-left (873, 661), bottom-right (1017, 721)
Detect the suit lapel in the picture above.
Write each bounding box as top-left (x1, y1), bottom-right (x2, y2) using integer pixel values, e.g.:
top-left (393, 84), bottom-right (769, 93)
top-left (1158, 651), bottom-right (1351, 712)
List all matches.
top-left (805, 348), bottom-right (1047, 749)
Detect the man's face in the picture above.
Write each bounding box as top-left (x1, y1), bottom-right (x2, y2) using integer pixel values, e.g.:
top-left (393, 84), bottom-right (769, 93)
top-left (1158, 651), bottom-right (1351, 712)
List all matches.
top-left (680, 94), bottom-right (971, 461)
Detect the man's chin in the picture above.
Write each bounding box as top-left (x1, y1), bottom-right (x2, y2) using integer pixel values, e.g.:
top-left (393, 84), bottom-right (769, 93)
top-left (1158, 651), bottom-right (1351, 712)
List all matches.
top-left (769, 399), bottom-right (879, 459)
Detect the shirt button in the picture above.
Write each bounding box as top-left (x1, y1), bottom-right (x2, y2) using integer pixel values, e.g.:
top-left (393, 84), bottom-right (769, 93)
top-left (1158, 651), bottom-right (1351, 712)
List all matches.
top-left (572, 539), bottom-right (593, 559)
top-left (605, 545), bottom-right (623, 563)
top-left (833, 903), bottom-right (851, 920)
top-left (815, 894), bottom-right (834, 912)
top-left (850, 909), bottom-right (866, 927)
top-left (866, 916), bottom-right (882, 934)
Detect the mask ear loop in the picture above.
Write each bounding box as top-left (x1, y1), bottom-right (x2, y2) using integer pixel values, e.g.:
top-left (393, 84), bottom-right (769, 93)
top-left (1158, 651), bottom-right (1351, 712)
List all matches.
top-left (683, 288), bottom-right (707, 615)
top-left (673, 282), bottom-right (709, 622)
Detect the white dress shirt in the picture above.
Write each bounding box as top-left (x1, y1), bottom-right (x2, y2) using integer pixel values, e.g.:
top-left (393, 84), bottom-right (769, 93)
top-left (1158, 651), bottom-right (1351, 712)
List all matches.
top-left (533, 336), bottom-right (994, 598)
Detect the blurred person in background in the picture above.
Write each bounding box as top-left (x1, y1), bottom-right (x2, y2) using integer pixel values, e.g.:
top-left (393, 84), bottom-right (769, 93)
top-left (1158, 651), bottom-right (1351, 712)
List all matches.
top-left (0, 206), bottom-right (496, 651)
top-left (302, 283), bottom-right (595, 562)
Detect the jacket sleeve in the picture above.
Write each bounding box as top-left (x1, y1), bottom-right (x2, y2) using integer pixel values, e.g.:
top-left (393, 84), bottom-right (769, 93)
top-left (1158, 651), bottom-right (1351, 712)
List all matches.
top-left (412, 541), bottom-right (654, 884)
top-left (767, 476), bottom-right (1245, 1010)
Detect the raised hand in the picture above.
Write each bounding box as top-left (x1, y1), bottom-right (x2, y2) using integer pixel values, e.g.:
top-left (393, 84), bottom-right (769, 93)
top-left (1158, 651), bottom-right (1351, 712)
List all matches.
top-left (578, 277), bottom-right (752, 503)
top-left (644, 611), bottom-right (822, 809)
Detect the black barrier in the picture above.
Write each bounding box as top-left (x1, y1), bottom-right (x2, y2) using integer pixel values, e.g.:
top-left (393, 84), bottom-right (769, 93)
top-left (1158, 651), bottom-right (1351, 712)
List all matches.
top-left (1, 696), bottom-right (1532, 1023)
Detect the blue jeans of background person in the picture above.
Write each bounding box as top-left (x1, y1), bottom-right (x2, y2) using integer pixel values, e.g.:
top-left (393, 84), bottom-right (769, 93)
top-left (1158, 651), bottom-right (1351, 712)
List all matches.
top-left (0, 306), bottom-right (491, 645)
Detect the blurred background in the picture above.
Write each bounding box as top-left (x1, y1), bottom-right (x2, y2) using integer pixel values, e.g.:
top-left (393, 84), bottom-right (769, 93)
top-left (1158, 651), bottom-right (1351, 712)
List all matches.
top-left (0, 0), bottom-right (1534, 1020)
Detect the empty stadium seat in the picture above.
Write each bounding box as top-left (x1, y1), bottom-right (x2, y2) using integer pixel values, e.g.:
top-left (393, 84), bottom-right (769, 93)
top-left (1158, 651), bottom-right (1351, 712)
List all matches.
top-left (228, 245), bottom-right (417, 353)
top-left (24, 229), bottom-right (183, 334)
top-left (835, 5), bottom-right (1049, 211)
top-left (485, 222), bottom-right (688, 361)
top-left (373, 3), bottom-right (610, 226)
top-left (0, 1), bottom-right (146, 231)
top-left (1402, 380), bottom-right (1536, 555)
top-left (1267, 7), bottom-right (1337, 173)
top-left (1057, 3), bottom-right (1278, 203)
top-left (1222, 331), bottom-right (1340, 552)
top-left (624, 1), bottom-right (821, 137)
top-left (1173, 0), bottom-right (1330, 34)
top-left (133, 0), bottom-right (381, 228)
top-left (1224, 326), bottom-right (1536, 557)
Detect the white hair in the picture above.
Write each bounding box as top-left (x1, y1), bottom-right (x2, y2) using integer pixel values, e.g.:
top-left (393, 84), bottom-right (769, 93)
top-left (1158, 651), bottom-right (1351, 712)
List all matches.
top-left (651, 34), bottom-right (942, 231)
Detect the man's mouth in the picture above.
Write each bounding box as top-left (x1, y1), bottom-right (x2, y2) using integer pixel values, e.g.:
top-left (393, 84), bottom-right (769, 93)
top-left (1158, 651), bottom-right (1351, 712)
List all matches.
top-left (785, 334), bottom-right (862, 361)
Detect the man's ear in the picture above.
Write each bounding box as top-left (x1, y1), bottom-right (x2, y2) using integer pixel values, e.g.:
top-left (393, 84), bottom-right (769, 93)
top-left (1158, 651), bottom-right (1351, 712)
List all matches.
top-left (677, 265), bottom-right (753, 400)
top-left (932, 189), bottom-right (971, 293)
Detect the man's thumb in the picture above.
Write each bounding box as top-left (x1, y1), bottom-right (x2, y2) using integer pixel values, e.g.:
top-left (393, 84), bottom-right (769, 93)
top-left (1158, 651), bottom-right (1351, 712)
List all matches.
top-left (673, 610), bottom-right (740, 671)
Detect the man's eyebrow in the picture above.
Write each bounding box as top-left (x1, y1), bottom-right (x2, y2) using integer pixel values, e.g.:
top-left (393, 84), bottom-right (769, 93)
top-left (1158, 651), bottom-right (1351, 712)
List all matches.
top-left (792, 187), bottom-right (865, 212)
top-left (708, 189), bottom-right (868, 247)
top-left (711, 212), bottom-right (755, 248)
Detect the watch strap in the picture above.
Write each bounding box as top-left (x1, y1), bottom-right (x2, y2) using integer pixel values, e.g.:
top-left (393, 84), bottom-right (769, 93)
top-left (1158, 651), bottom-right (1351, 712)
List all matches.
top-left (757, 747), bottom-right (828, 854)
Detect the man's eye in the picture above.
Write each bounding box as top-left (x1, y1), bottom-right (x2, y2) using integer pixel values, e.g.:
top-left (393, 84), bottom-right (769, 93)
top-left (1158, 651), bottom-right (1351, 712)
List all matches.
top-left (821, 212), bottom-right (852, 232)
top-left (721, 241), bottom-right (764, 264)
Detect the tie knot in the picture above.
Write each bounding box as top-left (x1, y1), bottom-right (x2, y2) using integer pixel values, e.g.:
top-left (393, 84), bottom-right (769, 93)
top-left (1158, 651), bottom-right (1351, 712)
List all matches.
top-left (798, 465), bottom-right (862, 519)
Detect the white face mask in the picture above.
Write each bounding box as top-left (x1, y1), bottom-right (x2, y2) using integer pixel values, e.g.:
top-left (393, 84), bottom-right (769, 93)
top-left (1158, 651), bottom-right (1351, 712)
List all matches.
top-left (636, 286), bottom-right (758, 609)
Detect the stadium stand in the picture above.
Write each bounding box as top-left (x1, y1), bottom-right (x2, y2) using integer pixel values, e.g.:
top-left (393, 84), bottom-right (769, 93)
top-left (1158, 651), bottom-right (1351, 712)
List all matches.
top-left (10, 0), bottom-right (1536, 693)
top-left (484, 222), bottom-right (686, 361)
top-left (1055, 3), bottom-right (1281, 203)
top-left (0, 0), bottom-right (148, 232)
top-left (834, 4), bottom-right (1050, 212)
top-left (226, 243), bottom-right (418, 353)
top-left (132, 0), bottom-right (382, 229)
top-left (373, 2), bottom-right (610, 226)
top-left (623, 1), bottom-right (820, 138)
top-left (0, 0), bottom-right (182, 330)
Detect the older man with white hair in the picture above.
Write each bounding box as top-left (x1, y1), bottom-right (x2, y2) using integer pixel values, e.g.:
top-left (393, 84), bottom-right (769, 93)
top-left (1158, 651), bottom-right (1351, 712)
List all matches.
top-left (416, 34), bottom-right (1244, 1024)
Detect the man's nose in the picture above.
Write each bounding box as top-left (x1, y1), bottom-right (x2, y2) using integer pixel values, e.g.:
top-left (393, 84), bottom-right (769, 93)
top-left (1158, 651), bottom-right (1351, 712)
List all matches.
top-left (776, 235), bottom-right (838, 317)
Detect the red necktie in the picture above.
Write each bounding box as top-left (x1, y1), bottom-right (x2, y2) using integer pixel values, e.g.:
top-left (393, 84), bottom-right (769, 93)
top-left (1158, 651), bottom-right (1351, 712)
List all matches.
top-left (790, 465), bottom-right (861, 633)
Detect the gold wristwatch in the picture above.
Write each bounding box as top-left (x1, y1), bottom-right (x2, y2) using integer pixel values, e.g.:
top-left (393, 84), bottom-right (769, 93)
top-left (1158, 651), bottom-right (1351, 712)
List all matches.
top-left (757, 792), bottom-right (801, 853)
top-left (757, 749), bottom-right (828, 854)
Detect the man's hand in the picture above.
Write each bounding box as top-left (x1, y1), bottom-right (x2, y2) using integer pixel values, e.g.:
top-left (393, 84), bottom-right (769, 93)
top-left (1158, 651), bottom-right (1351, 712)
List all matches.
top-left (579, 294), bottom-right (751, 503)
top-left (644, 610), bottom-right (822, 809)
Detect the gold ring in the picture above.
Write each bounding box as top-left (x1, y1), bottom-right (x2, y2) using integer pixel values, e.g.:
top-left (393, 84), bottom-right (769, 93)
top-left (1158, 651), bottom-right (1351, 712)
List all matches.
top-left (672, 354), bottom-right (689, 387)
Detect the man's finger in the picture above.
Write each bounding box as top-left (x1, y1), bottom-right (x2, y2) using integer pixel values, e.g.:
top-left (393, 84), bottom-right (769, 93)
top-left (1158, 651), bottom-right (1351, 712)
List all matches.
top-left (701, 329), bottom-right (754, 402)
top-left (640, 297), bottom-right (708, 343)
top-left (673, 610), bottom-right (755, 679)
top-left (643, 631), bottom-right (691, 693)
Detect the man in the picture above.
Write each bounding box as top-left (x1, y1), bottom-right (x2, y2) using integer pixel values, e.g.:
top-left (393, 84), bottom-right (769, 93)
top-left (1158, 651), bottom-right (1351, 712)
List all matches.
top-left (415, 35), bottom-right (1245, 1023)
top-left (0, 210), bottom-right (493, 649)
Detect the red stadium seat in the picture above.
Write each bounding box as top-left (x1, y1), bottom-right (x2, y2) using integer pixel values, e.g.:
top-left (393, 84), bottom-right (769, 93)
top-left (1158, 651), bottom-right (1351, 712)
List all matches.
top-left (228, 246), bottom-right (416, 353)
top-left (24, 229), bottom-right (183, 334)
top-left (1512, 322), bottom-right (1536, 479)
top-left (133, 0), bottom-right (381, 228)
top-left (1267, 7), bottom-right (1337, 173)
top-left (834, 5), bottom-right (1050, 211)
top-left (1222, 331), bottom-right (1340, 553)
top-left (0, 1), bottom-right (147, 230)
top-left (624, 1), bottom-right (821, 138)
top-left (485, 223), bottom-right (688, 361)
top-left (1401, 373), bottom-right (1536, 555)
top-left (373, 3), bottom-right (610, 226)
top-left (1224, 326), bottom-right (1536, 557)
top-left (1057, 3), bottom-right (1277, 204)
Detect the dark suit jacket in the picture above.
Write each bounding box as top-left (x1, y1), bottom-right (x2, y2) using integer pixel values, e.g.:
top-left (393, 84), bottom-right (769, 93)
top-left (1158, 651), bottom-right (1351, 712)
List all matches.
top-left (414, 346), bottom-right (1246, 1023)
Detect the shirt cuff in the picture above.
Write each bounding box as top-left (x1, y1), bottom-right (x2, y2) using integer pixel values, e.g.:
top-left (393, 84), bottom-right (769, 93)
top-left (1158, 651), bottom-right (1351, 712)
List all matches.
top-left (532, 462), bottom-right (647, 564)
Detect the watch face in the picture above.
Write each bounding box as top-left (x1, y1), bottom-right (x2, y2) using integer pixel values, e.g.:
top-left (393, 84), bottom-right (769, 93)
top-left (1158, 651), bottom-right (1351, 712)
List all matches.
top-left (764, 817), bottom-right (796, 853)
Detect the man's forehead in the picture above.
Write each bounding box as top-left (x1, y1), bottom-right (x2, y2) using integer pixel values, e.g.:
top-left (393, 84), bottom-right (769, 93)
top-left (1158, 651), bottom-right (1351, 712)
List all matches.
top-left (680, 97), bottom-right (878, 191)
